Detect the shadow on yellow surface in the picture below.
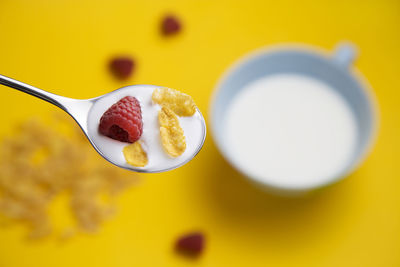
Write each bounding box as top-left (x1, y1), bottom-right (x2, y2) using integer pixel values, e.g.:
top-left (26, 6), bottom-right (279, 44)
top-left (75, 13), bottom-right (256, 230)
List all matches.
top-left (201, 139), bottom-right (356, 243)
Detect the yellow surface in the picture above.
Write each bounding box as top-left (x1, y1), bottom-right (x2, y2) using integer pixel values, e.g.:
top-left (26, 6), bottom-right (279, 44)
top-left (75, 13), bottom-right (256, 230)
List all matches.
top-left (0, 0), bottom-right (399, 266)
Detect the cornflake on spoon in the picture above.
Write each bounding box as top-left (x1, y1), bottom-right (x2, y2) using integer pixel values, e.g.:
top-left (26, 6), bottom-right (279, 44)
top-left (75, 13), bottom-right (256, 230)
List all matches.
top-left (123, 141), bottom-right (148, 167)
top-left (152, 87), bottom-right (196, 116)
top-left (158, 107), bottom-right (186, 157)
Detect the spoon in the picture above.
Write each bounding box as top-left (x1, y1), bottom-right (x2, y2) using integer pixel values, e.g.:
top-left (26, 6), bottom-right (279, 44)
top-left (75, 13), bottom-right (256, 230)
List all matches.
top-left (0, 74), bottom-right (206, 173)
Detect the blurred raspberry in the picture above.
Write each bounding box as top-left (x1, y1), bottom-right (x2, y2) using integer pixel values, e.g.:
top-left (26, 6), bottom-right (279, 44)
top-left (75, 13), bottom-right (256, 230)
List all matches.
top-left (161, 15), bottom-right (181, 36)
top-left (109, 57), bottom-right (135, 79)
top-left (175, 232), bottom-right (204, 256)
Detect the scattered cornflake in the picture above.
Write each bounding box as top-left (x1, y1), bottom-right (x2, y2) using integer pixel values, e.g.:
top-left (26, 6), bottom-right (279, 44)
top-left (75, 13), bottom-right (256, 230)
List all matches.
top-left (58, 227), bottom-right (76, 241)
top-left (152, 87), bottom-right (196, 117)
top-left (158, 107), bottom-right (186, 157)
top-left (0, 114), bottom-right (138, 239)
top-left (123, 141), bottom-right (148, 167)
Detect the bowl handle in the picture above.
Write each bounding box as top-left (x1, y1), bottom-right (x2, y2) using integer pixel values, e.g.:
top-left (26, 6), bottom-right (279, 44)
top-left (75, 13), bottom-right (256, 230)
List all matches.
top-left (333, 42), bottom-right (358, 68)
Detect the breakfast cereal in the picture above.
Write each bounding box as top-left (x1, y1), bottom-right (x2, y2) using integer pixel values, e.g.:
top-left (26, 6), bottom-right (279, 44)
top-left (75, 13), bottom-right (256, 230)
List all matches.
top-left (0, 114), bottom-right (137, 239)
top-left (123, 142), bottom-right (148, 167)
top-left (152, 87), bottom-right (196, 116)
top-left (159, 107), bottom-right (187, 157)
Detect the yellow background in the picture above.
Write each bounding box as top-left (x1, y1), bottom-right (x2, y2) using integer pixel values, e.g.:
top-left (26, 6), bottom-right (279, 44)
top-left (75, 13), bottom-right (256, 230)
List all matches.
top-left (0, 0), bottom-right (399, 266)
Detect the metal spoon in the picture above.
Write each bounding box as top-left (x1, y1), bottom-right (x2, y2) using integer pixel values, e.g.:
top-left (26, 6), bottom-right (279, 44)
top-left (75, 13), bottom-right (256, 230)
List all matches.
top-left (0, 74), bottom-right (206, 173)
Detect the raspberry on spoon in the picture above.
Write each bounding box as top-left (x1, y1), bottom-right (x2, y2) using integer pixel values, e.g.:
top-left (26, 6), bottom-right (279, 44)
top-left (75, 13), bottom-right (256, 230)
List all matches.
top-left (99, 96), bottom-right (143, 143)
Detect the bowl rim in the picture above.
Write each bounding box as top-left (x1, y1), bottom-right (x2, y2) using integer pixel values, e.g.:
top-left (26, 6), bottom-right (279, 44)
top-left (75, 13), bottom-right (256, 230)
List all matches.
top-left (209, 43), bottom-right (379, 192)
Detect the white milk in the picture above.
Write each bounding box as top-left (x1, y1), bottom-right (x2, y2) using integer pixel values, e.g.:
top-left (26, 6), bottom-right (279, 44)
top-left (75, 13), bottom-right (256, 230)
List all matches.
top-left (87, 85), bottom-right (204, 172)
top-left (224, 74), bottom-right (358, 189)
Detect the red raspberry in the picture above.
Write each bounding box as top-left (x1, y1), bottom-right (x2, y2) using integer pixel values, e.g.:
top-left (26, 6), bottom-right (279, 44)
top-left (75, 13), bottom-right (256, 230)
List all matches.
top-left (161, 15), bottom-right (181, 36)
top-left (175, 232), bottom-right (204, 257)
top-left (109, 57), bottom-right (135, 79)
top-left (99, 96), bottom-right (143, 143)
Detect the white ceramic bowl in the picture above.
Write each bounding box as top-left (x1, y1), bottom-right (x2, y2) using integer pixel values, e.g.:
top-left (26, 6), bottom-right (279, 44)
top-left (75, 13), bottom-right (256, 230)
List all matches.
top-left (210, 43), bottom-right (378, 194)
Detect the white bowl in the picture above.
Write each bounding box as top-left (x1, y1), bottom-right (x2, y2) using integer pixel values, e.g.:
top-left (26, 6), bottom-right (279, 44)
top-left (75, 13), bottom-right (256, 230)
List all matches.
top-left (210, 43), bottom-right (378, 195)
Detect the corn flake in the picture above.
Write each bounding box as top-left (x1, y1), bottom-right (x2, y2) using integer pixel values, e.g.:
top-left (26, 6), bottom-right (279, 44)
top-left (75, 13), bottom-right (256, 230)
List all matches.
top-left (123, 141), bottom-right (148, 167)
top-left (152, 87), bottom-right (196, 116)
top-left (158, 107), bottom-right (186, 157)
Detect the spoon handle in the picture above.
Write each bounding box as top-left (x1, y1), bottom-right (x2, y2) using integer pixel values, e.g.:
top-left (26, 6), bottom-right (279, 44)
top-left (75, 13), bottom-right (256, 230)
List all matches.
top-left (0, 74), bottom-right (70, 111)
top-left (0, 74), bottom-right (93, 131)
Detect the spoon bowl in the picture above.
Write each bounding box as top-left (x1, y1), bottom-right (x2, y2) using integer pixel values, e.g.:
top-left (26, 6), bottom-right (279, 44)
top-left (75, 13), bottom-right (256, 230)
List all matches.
top-left (0, 75), bottom-right (206, 173)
